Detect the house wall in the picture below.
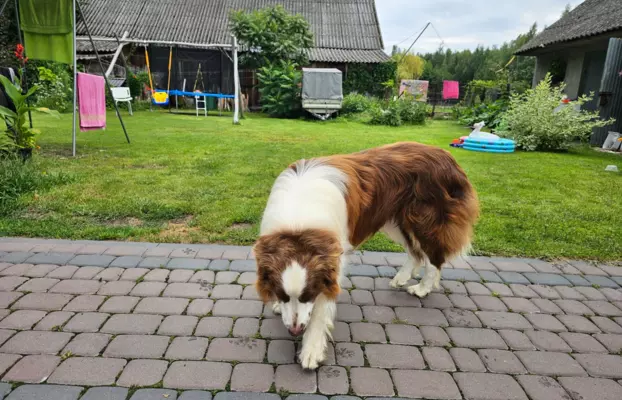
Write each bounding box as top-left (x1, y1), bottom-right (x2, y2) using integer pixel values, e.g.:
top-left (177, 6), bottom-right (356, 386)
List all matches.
top-left (563, 52), bottom-right (585, 99)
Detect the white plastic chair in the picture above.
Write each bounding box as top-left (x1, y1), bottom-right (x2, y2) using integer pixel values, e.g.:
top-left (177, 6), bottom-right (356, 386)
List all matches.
top-left (111, 87), bottom-right (133, 115)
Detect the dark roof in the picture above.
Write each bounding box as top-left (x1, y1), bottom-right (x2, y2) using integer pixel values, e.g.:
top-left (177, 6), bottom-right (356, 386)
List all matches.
top-left (77, 0), bottom-right (390, 63)
top-left (517, 0), bottom-right (622, 54)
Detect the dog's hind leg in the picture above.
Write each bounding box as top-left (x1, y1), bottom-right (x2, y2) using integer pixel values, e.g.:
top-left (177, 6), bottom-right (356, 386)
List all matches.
top-left (381, 222), bottom-right (425, 288)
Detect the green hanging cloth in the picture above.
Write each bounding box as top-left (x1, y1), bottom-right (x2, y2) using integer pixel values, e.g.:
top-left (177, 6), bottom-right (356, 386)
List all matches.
top-left (18, 0), bottom-right (73, 65)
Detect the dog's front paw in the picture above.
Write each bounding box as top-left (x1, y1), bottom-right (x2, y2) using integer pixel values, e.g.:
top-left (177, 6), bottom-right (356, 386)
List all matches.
top-left (390, 275), bottom-right (409, 288)
top-left (272, 302), bottom-right (282, 315)
top-left (407, 283), bottom-right (431, 298)
top-left (299, 346), bottom-right (325, 370)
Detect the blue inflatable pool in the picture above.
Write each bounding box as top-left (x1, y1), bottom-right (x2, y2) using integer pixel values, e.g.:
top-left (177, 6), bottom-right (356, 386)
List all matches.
top-left (463, 137), bottom-right (515, 153)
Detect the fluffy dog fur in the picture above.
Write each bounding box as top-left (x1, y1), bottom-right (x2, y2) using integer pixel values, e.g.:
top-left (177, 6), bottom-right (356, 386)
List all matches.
top-left (254, 142), bottom-right (479, 369)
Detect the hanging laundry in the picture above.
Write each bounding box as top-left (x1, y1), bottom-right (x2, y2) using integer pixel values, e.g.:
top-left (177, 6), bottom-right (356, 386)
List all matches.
top-left (400, 80), bottom-right (429, 102)
top-left (77, 73), bottom-right (106, 132)
top-left (18, 0), bottom-right (73, 64)
top-left (443, 80), bottom-right (460, 100)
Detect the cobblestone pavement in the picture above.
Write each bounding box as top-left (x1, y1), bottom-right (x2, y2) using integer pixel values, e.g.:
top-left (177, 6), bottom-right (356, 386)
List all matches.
top-left (0, 238), bottom-right (621, 400)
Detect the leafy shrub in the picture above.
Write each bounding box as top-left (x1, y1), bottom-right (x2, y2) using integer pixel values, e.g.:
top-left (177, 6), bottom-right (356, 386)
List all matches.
top-left (457, 99), bottom-right (508, 129)
top-left (498, 74), bottom-right (615, 151)
top-left (341, 93), bottom-right (372, 115)
top-left (256, 60), bottom-right (302, 118)
top-left (34, 66), bottom-right (72, 113)
top-left (398, 100), bottom-right (427, 124)
top-left (369, 101), bottom-right (402, 126)
top-left (368, 98), bottom-right (427, 127)
top-left (0, 155), bottom-right (73, 215)
top-left (127, 70), bottom-right (150, 99)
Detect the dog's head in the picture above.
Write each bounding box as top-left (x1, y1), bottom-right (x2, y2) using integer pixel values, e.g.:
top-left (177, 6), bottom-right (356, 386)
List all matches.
top-left (254, 229), bottom-right (342, 336)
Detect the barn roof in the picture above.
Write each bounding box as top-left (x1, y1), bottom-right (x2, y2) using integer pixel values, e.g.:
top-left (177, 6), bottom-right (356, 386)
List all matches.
top-left (517, 0), bottom-right (622, 55)
top-left (77, 0), bottom-right (390, 63)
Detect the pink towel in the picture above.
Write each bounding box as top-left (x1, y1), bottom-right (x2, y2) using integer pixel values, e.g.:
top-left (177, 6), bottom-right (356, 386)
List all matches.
top-left (443, 80), bottom-right (459, 100)
top-left (77, 72), bottom-right (106, 131)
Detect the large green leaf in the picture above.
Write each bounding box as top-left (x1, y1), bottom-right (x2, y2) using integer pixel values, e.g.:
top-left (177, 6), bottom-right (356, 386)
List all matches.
top-left (0, 75), bottom-right (23, 104)
top-left (0, 105), bottom-right (18, 120)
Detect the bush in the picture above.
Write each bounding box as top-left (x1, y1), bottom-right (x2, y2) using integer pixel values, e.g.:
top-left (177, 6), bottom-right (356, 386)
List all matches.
top-left (127, 70), bottom-right (150, 99)
top-left (369, 101), bottom-right (401, 126)
top-left (457, 99), bottom-right (508, 129)
top-left (341, 93), bottom-right (372, 115)
top-left (33, 65), bottom-right (72, 113)
top-left (256, 60), bottom-right (302, 118)
top-left (398, 100), bottom-right (427, 124)
top-left (498, 74), bottom-right (615, 151)
top-left (343, 62), bottom-right (397, 98)
top-left (0, 155), bottom-right (73, 215)
top-left (368, 98), bottom-right (427, 127)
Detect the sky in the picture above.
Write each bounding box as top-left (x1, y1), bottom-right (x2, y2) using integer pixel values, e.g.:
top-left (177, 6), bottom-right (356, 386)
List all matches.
top-left (375, 0), bottom-right (581, 54)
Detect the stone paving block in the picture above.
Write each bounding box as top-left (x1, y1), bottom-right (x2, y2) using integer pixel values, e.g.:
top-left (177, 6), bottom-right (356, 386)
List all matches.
top-left (526, 259), bottom-right (561, 273)
top-left (0, 329), bottom-right (16, 347)
top-left (74, 244), bottom-right (108, 255)
top-left (564, 274), bottom-right (592, 286)
top-left (484, 282), bottom-right (513, 297)
top-left (230, 260), bottom-right (256, 272)
top-left (360, 253), bottom-right (387, 266)
top-left (109, 256), bottom-right (142, 268)
top-left (560, 332), bottom-right (608, 353)
top-left (493, 259), bottom-right (535, 273)
top-left (584, 300), bottom-right (622, 317)
top-left (63, 333), bottom-right (111, 356)
top-left (447, 327), bottom-right (508, 349)
top-left (441, 268), bottom-right (481, 281)
top-left (49, 279), bottom-right (102, 295)
top-left (335, 343), bottom-right (364, 366)
top-left (477, 270), bottom-right (504, 283)
top-left (81, 387), bottom-right (129, 400)
top-left (509, 284), bottom-right (539, 298)
top-left (211, 284), bottom-right (243, 299)
top-left (260, 318), bottom-right (291, 339)
top-left (68, 254), bottom-right (115, 267)
top-left (99, 296), bottom-right (140, 313)
top-left (516, 375), bottom-right (572, 400)
top-left (6, 384), bottom-right (83, 400)
top-left (592, 316), bottom-right (622, 334)
top-left (135, 297), bottom-right (189, 315)
top-left (530, 298), bottom-right (562, 314)
top-left (560, 377), bottom-right (622, 400)
top-left (557, 314), bottom-right (601, 333)
top-left (223, 246), bottom-right (251, 260)
top-left (165, 336), bottom-right (210, 360)
top-left (476, 311), bottom-right (531, 330)
top-left (104, 246), bottom-right (147, 257)
top-left (215, 271), bottom-right (239, 284)
top-left (0, 263), bottom-right (33, 276)
top-left (34, 311), bottom-right (74, 331)
top-left (274, 364), bottom-right (317, 394)
top-left (186, 299), bottom-right (214, 317)
top-left (207, 337), bottom-right (266, 362)
top-left (554, 299), bottom-right (594, 315)
top-left (422, 346), bottom-right (455, 371)
top-left (168, 258), bottom-right (210, 270)
top-left (0, 330), bottom-right (73, 355)
top-left (0, 253), bottom-right (33, 264)
top-left (449, 347), bottom-right (486, 372)
top-left (568, 260), bottom-right (608, 276)
top-left (97, 280), bottom-right (135, 296)
top-left (394, 307), bottom-right (448, 327)
top-left (120, 267), bottom-right (149, 281)
top-left (376, 266), bottom-right (396, 277)
top-left (443, 308), bottom-right (481, 328)
top-left (208, 260), bottom-right (231, 271)
top-left (2, 354), bottom-right (60, 383)
top-left (63, 295), bottom-right (105, 312)
top-left (130, 389), bottom-right (178, 400)
top-left (525, 313), bottom-right (567, 332)
top-left (502, 297), bottom-right (540, 313)
top-left (0, 310), bottom-right (46, 330)
top-left (392, 370), bottom-right (460, 400)
top-left (350, 290), bottom-right (373, 305)
top-left (593, 333), bottom-right (622, 353)
top-left (472, 295), bottom-right (508, 311)
top-left (100, 314), bottom-right (163, 334)
top-left (268, 340), bottom-right (296, 364)
top-left (516, 351), bottom-right (586, 377)
top-left (575, 286), bottom-right (607, 300)
top-left (421, 293), bottom-right (453, 309)
top-left (170, 247), bottom-right (199, 259)
top-left (165, 361), bottom-right (231, 390)
top-left (573, 353), bottom-right (622, 379)
top-left (196, 317), bottom-right (234, 337)
top-left (131, 281), bottom-right (167, 297)
top-left (351, 277), bottom-right (374, 290)
top-left (385, 324), bottom-right (423, 345)
top-left (232, 318), bottom-right (259, 337)
top-left (189, 270), bottom-right (216, 284)
top-left (48, 356), bottom-right (126, 385)
top-left (242, 286), bottom-right (260, 300)
top-left (117, 359), bottom-right (169, 387)
top-left (138, 257), bottom-right (171, 269)
top-left (479, 349), bottom-right (526, 374)
top-left (12, 292), bottom-right (73, 311)
top-left (317, 365), bottom-right (348, 395)
top-left (104, 334), bottom-right (169, 359)
top-left (23, 264), bottom-right (59, 278)
top-left (231, 363), bottom-right (274, 392)
top-left (442, 280), bottom-right (467, 294)
top-left (523, 273), bottom-right (571, 286)
top-left (350, 322), bottom-right (386, 343)
top-left (63, 312), bottom-right (109, 333)
top-left (498, 329), bottom-right (536, 351)
top-left (350, 368), bottom-right (394, 397)
top-left (0, 276), bottom-right (28, 291)
top-left (158, 315), bottom-right (198, 336)
top-left (0, 243), bottom-right (33, 252)
top-left (600, 288), bottom-right (622, 302)
top-left (555, 285), bottom-right (586, 300)
top-left (448, 294), bottom-right (478, 310)
top-left (525, 330), bottom-right (572, 352)
top-left (420, 325), bottom-right (451, 346)
top-left (454, 372), bottom-right (528, 400)
top-left (451, 255), bottom-right (474, 269)
top-left (348, 265), bottom-right (378, 277)
top-left (237, 272), bottom-right (257, 285)
top-left (464, 282), bottom-right (490, 296)
top-left (71, 267), bottom-right (103, 280)
top-left (0, 353), bottom-right (24, 377)
top-left (167, 269), bottom-right (194, 283)
top-left (164, 283), bottom-right (212, 299)
top-left (361, 306), bottom-right (395, 324)
top-left (365, 344), bottom-right (425, 369)
top-left (335, 304), bottom-right (362, 322)
top-left (372, 290), bottom-right (421, 307)
top-left (18, 277), bottom-right (59, 293)
top-left (95, 267), bottom-right (126, 281)
top-left (213, 300), bottom-right (263, 317)
top-left (498, 272), bottom-right (530, 284)
top-left (586, 275), bottom-right (620, 289)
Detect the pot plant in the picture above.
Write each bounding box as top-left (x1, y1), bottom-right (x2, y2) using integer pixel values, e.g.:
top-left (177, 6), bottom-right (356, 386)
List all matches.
top-left (0, 73), bottom-right (59, 160)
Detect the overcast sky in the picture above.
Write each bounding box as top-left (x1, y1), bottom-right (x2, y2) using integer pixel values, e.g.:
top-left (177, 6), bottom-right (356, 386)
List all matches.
top-left (376, 0), bottom-right (581, 54)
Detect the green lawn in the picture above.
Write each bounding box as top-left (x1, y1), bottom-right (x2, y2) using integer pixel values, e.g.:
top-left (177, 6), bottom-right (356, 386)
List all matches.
top-left (1, 110), bottom-right (621, 261)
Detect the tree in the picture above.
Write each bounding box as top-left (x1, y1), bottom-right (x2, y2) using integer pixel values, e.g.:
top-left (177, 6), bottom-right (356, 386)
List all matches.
top-left (392, 50), bottom-right (425, 80)
top-left (230, 5), bottom-right (314, 69)
top-left (561, 4), bottom-right (572, 18)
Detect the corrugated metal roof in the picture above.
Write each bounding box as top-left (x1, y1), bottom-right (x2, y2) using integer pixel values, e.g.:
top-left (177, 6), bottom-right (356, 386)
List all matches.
top-left (77, 0), bottom-right (388, 63)
top-left (308, 48), bottom-right (389, 63)
top-left (517, 0), bottom-right (622, 54)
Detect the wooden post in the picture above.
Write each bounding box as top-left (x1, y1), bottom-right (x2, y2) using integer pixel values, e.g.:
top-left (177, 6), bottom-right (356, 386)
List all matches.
top-left (232, 35), bottom-right (240, 124)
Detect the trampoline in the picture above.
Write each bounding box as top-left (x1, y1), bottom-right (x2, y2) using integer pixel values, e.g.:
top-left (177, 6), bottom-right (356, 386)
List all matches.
top-left (156, 89), bottom-right (234, 99)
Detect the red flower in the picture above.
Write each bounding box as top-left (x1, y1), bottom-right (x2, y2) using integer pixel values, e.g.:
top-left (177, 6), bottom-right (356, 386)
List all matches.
top-left (14, 44), bottom-right (27, 63)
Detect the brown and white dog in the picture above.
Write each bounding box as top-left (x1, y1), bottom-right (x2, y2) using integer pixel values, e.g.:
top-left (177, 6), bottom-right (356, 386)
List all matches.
top-left (254, 142), bottom-right (479, 369)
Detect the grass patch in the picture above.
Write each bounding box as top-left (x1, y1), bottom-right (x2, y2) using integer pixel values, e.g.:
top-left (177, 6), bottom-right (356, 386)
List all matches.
top-left (1, 111), bottom-right (621, 260)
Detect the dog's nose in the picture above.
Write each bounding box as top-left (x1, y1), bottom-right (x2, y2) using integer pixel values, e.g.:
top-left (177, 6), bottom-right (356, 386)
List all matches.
top-left (288, 324), bottom-right (304, 336)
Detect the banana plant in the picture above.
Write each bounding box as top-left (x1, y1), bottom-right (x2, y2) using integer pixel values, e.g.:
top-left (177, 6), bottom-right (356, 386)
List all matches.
top-left (0, 73), bottom-right (60, 151)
